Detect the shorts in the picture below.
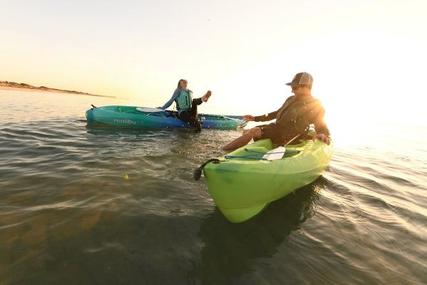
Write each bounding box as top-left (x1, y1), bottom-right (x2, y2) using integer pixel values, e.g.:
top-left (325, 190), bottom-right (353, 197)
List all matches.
top-left (257, 124), bottom-right (300, 145)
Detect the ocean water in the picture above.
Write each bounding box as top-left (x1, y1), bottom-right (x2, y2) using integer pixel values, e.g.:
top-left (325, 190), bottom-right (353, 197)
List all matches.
top-left (0, 89), bottom-right (426, 284)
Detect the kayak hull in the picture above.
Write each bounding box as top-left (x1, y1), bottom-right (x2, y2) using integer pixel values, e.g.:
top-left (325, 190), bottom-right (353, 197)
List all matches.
top-left (203, 139), bottom-right (332, 223)
top-left (86, 105), bottom-right (244, 130)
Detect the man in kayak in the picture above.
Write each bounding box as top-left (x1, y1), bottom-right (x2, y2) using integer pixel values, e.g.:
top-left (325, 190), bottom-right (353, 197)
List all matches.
top-left (223, 72), bottom-right (330, 151)
top-left (160, 79), bottom-right (211, 131)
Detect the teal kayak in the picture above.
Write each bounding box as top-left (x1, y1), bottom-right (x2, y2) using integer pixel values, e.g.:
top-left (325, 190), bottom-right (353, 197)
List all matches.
top-left (86, 105), bottom-right (244, 130)
top-left (201, 139), bottom-right (332, 223)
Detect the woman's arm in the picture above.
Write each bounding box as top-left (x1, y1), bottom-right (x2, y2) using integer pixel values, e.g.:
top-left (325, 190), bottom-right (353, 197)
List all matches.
top-left (160, 89), bottom-right (180, 110)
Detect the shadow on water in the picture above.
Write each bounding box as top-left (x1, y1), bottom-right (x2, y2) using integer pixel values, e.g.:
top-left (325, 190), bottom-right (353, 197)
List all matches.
top-left (84, 124), bottom-right (235, 163)
top-left (191, 177), bottom-right (327, 285)
top-left (85, 124), bottom-right (171, 136)
top-left (84, 124), bottom-right (209, 145)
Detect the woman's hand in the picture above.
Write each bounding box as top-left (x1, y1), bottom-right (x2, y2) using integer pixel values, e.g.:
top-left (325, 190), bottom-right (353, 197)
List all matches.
top-left (243, 115), bottom-right (255, 122)
top-left (202, 90), bottom-right (212, 102)
top-left (315, 133), bottom-right (330, 145)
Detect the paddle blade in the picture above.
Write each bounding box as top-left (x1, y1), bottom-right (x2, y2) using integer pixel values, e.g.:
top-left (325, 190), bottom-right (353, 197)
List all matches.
top-left (136, 107), bottom-right (164, 113)
top-left (262, 146), bottom-right (286, 161)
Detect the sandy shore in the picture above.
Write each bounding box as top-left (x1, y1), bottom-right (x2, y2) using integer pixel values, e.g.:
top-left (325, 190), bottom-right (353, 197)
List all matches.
top-left (0, 86), bottom-right (114, 98)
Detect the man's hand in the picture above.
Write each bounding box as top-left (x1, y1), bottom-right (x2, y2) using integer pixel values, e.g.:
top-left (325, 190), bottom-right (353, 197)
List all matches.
top-left (315, 133), bottom-right (330, 145)
top-left (243, 115), bottom-right (255, 122)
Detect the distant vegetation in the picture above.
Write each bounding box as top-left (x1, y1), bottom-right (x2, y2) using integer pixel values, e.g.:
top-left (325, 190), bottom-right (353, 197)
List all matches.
top-left (0, 81), bottom-right (113, 97)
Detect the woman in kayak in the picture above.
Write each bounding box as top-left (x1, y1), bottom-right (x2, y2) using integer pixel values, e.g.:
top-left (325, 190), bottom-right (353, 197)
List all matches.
top-left (160, 79), bottom-right (211, 131)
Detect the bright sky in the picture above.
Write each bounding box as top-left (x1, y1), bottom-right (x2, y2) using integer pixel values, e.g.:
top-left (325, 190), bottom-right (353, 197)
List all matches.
top-left (1, 0), bottom-right (426, 135)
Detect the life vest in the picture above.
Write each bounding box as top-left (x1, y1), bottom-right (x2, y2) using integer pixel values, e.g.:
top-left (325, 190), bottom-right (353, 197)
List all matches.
top-left (175, 89), bottom-right (193, 111)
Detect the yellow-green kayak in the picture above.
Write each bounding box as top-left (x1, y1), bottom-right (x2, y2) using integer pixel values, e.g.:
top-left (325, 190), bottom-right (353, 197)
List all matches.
top-left (202, 139), bottom-right (332, 223)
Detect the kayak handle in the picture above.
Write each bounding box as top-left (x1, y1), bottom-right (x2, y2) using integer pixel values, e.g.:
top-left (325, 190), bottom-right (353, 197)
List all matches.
top-left (194, 159), bottom-right (220, 181)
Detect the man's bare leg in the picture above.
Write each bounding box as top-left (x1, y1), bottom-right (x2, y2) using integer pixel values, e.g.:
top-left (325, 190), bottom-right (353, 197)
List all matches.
top-left (222, 127), bottom-right (262, 151)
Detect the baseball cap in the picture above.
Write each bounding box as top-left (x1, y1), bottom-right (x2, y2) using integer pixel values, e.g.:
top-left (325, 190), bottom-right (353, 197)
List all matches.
top-left (286, 72), bottom-right (313, 86)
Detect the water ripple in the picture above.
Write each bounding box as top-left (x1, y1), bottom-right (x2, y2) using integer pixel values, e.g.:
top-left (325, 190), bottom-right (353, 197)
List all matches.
top-left (0, 107), bottom-right (426, 284)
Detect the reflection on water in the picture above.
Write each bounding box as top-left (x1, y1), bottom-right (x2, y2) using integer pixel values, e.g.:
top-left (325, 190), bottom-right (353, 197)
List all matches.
top-left (0, 89), bottom-right (426, 284)
top-left (193, 180), bottom-right (323, 285)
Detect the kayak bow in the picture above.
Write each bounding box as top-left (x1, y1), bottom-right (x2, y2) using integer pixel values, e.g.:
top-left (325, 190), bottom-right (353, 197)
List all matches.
top-left (202, 139), bottom-right (332, 223)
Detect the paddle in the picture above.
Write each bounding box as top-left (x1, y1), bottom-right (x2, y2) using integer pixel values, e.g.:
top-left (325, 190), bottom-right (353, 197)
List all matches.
top-left (261, 134), bottom-right (301, 160)
top-left (262, 146), bottom-right (286, 160)
top-left (136, 107), bottom-right (165, 113)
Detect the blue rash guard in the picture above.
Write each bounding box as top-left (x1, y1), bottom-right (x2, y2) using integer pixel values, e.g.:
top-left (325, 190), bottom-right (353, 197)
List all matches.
top-left (160, 89), bottom-right (181, 110)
